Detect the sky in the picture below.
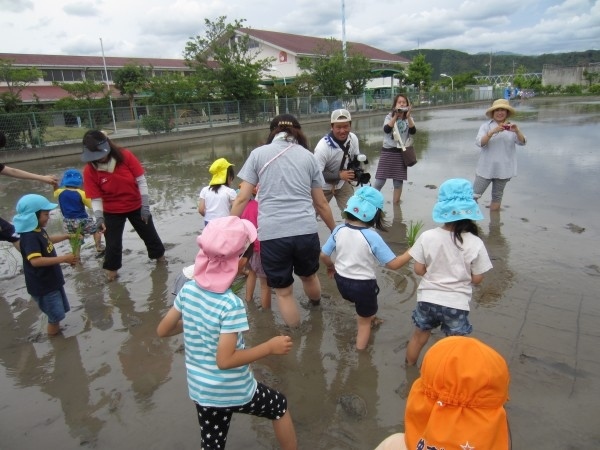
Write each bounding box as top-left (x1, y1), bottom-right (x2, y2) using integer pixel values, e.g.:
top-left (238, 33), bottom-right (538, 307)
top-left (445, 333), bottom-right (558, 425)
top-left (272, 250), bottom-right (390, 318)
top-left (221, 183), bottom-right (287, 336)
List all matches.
top-left (1, 0), bottom-right (599, 59)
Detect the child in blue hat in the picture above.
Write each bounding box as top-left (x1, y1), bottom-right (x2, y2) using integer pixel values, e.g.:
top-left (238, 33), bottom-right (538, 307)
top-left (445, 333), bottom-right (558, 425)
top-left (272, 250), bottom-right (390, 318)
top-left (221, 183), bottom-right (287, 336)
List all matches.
top-left (13, 194), bottom-right (79, 335)
top-left (320, 186), bottom-right (412, 350)
top-left (54, 168), bottom-right (104, 255)
top-left (405, 178), bottom-right (493, 366)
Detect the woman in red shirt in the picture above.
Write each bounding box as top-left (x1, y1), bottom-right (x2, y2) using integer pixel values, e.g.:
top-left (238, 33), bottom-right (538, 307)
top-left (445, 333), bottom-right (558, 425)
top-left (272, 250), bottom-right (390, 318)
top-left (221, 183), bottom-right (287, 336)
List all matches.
top-left (82, 130), bottom-right (165, 281)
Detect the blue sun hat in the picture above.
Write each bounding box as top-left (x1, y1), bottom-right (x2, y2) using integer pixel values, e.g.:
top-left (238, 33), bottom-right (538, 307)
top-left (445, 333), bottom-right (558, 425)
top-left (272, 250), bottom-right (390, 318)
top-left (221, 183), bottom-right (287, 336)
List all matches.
top-left (13, 194), bottom-right (58, 233)
top-left (60, 168), bottom-right (83, 188)
top-left (344, 186), bottom-right (384, 222)
top-left (432, 178), bottom-right (484, 223)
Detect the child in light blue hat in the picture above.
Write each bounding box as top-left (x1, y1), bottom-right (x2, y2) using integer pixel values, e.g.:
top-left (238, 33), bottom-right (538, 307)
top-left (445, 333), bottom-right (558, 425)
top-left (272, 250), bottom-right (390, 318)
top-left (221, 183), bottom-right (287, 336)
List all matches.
top-left (406, 178), bottom-right (493, 366)
top-left (320, 186), bottom-right (412, 350)
top-left (13, 194), bottom-right (79, 335)
top-left (54, 168), bottom-right (105, 255)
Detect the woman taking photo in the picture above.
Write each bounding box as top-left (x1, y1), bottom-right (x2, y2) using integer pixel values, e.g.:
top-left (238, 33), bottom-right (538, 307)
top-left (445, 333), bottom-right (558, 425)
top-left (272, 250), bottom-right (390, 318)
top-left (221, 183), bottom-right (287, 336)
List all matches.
top-left (81, 130), bottom-right (165, 281)
top-left (474, 98), bottom-right (527, 211)
top-left (372, 94), bottom-right (416, 204)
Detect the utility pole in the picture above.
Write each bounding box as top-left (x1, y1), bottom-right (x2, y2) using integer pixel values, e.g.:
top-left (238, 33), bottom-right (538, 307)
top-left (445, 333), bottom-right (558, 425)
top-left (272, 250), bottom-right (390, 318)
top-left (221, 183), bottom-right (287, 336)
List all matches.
top-left (341, 0), bottom-right (347, 60)
top-left (100, 38), bottom-right (117, 134)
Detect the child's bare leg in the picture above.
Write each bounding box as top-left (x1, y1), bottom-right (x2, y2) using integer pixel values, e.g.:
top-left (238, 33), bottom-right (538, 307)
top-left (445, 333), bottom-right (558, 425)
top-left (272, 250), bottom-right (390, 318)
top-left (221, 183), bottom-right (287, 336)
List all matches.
top-left (259, 276), bottom-right (271, 309)
top-left (245, 269), bottom-right (257, 302)
top-left (47, 322), bottom-right (61, 336)
top-left (356, 315), bottom-right (373, 350)
top-left (273, 410), bottom-right (297, 450)
top-left (93, 232), bottom-right (104, 251)
top-left (406, 327), bottom-right (431, 366)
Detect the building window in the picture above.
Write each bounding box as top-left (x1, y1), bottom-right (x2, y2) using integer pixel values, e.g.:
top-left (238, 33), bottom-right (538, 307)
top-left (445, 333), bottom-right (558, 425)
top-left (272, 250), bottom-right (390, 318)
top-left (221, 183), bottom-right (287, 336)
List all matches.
top-left (43, 69), bottom-right (64, 82)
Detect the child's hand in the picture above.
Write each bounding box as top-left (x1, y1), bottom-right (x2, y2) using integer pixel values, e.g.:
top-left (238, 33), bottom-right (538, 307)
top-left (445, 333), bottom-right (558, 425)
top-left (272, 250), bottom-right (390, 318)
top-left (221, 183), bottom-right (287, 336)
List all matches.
top-left (326, 265), bottom-right (336, 278)
top-left (268, 335), bottom-right (293, 355)
top-left (63, 253), bottom-right (79, 266)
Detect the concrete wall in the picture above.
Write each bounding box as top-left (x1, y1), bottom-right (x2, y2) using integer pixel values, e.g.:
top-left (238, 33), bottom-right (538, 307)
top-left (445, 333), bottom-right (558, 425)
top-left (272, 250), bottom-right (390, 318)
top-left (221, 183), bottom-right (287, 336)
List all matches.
top-left (543, 64), bottom-right (600, 87)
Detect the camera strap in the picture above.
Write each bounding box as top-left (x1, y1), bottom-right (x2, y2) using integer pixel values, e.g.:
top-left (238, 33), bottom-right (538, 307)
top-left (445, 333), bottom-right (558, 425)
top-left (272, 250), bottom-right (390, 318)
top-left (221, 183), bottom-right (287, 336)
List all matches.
top-left (338, 141), bottom-right (351, 171)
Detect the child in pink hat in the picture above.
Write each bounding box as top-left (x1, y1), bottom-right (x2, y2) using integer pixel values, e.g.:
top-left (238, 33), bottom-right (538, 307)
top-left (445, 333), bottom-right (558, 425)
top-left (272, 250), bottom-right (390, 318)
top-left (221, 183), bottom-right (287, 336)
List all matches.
top-left (157, 216), bottom-right (297, 450)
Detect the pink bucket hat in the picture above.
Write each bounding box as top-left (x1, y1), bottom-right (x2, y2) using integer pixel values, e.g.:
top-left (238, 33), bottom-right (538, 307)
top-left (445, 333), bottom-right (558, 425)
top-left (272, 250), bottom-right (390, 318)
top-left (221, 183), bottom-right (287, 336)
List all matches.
top-left (194, 216), bottom-right (257, 293)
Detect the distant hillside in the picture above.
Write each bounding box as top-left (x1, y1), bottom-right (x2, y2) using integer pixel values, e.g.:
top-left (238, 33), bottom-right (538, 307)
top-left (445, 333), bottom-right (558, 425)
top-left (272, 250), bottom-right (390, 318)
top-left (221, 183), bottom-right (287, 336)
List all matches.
top-left (397, 49), bottom-right (600, 80)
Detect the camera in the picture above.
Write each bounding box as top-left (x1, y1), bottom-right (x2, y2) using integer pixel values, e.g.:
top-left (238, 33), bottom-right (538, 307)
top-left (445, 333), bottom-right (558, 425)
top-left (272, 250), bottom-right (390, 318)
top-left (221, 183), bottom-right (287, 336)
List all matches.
top-left (396, 107), bottom-right (409, 113)
top-left (502, 123), bottom-right (511, 130)
top-left (347, 154), bottom-right (371, 186)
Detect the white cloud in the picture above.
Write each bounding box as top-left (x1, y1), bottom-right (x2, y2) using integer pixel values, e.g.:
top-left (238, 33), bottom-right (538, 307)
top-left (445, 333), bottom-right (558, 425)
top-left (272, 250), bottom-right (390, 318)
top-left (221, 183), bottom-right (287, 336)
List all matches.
top-left (1, 0), bottom-right (598, 57)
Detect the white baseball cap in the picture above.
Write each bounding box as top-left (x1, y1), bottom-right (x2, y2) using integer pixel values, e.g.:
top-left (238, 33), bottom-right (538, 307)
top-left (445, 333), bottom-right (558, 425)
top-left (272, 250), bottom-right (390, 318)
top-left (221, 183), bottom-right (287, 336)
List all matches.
top-left (331, 109), bottom-right (351, 123)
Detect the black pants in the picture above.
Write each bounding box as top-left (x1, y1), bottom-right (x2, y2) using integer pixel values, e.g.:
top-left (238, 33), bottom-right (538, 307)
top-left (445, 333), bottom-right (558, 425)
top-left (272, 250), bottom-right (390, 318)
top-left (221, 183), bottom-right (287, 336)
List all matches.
top-left (103, 208), bottom-right (164, 271)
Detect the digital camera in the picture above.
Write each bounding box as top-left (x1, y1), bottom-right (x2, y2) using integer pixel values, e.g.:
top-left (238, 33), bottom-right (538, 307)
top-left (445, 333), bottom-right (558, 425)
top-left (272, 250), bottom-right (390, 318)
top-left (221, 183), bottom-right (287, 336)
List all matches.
top-left (396, 107), bottom-right (409, 113)
top-left (347, 154), bottom-right (371, 186)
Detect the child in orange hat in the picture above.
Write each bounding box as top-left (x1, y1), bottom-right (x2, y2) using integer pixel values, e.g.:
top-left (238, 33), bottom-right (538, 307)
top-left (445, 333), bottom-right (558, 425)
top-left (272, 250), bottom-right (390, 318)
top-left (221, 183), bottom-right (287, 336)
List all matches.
top-left (375, 336), bottom-right (511, 449)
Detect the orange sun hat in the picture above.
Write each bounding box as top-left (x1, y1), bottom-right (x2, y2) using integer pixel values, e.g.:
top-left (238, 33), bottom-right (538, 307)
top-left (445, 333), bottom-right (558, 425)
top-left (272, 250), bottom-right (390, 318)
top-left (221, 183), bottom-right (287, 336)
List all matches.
top-left (404, 336), bottom-right (510, 450)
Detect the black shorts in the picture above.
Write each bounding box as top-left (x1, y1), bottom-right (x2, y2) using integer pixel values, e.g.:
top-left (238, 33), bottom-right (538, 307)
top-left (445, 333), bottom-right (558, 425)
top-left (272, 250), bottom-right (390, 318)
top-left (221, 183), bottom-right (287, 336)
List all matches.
top-left (0, 217), bottom-right (19, 243)
top-left (334, 273), bottom-right (379, 317)
top-left (260, 233), bottom-right (320, 288)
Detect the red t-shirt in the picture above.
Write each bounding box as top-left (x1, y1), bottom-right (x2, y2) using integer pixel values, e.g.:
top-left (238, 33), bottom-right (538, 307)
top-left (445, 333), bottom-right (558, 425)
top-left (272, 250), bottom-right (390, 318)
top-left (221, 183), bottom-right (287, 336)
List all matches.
top-left (83, 149), bottom-right (144, 213)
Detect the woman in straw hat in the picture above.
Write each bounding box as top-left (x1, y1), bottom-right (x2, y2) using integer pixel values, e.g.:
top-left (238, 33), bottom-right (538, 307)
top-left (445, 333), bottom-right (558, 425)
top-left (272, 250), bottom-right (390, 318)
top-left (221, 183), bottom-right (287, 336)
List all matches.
top-left (474, 98), bottom-right (527, 211)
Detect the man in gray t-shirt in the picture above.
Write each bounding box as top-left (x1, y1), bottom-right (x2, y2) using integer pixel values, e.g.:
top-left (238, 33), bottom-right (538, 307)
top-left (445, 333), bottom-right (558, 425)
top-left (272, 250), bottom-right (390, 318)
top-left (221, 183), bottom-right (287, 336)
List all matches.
top-left (231, 114), bottom-right (335, 327)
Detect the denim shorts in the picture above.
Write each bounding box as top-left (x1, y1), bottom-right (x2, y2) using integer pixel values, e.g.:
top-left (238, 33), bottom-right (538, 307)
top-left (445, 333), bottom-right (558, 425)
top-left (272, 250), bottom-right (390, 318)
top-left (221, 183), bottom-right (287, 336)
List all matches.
top-left (32, 286), bottom-right (70, 324)
top-left (334, 273), bottom-right (379, 317)
top-left (412, 301), bottom-right (472, 336)
top-left (260, 233), bottom-right (320, 289)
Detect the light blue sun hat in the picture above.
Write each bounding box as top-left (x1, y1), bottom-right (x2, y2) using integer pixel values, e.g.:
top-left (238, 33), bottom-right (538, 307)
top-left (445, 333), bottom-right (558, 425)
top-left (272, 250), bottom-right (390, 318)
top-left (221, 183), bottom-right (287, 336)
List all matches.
top-left (13, 194), bottom-right (58, 233)
top-left (432, 178), bottom-right (483, 223)
top-left (344, 186), bottom-right (384, 222)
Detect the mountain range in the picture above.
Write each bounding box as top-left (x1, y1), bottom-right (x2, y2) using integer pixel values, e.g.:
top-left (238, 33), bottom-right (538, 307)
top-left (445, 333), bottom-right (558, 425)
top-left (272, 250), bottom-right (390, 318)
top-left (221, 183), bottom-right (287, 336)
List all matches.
top-left (397, 49), bottom-right (600, 80)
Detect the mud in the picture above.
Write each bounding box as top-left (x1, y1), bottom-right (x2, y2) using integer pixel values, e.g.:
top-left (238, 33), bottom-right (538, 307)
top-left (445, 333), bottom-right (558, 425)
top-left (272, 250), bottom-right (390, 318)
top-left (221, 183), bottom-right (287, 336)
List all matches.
top-left (1, 97), bottom-right (599, 449)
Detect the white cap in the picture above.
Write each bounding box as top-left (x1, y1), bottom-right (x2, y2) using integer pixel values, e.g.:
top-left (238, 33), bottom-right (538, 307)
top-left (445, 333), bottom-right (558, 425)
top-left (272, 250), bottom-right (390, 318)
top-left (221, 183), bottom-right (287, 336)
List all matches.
top-left (331, 109), bottom-right (351, 123)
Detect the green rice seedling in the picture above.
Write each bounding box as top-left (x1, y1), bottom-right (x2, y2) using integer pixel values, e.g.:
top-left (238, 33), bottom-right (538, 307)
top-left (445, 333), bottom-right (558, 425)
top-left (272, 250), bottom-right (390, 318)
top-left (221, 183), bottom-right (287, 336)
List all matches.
top-left (68, 223), bottom-right (84, 258)
top-left (407, 220), bottom-right (424, 247)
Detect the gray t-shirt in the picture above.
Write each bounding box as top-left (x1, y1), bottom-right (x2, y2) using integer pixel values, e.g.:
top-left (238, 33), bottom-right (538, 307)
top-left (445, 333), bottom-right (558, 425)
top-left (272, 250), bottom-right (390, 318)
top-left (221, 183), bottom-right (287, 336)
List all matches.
top-left (237, 136), bottom-right (325, 241)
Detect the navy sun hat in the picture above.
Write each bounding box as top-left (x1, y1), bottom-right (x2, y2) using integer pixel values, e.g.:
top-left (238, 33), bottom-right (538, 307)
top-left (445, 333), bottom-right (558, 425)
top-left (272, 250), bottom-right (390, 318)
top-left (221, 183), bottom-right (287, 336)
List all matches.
top-left (13, 194), bottom-right (58, 233)
top-left (60, 168), bottom-right (83, 188)
top-left (432, 178), bottom-right (484, 223)
top-left (344, 186), bottom-right (384, 222)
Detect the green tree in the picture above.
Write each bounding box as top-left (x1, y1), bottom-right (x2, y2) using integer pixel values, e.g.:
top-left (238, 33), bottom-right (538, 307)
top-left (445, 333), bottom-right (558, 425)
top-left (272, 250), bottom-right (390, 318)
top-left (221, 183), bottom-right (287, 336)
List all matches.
top-left (0, 58), bottom-right (42, 112)
top-left (405, 53), bottom-right (433, 90)
top-left (144, 73), bottom-right (212, 105)
top-left (53, 79), bottom-right (105, 104)
top-left (183, 16), bottom-right (273, 102)
top-left (113, 63), bottom-right (151, 118)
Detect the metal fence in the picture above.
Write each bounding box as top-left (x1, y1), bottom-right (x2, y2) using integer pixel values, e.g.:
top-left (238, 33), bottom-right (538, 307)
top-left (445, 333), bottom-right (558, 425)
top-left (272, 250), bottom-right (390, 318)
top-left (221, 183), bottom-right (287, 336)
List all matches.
top-left (0, 89), bottom-right (499, 150)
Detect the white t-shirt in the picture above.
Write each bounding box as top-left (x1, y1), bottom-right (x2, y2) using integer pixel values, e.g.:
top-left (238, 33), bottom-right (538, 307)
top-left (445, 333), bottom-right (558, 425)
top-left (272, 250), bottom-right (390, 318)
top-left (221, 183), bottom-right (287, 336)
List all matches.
top-left (199, 185), bottom-right (237, 222)
top-left (321, 223), bottom-right (396, 280)
top-left (409, 227), bottom-right (493, 310)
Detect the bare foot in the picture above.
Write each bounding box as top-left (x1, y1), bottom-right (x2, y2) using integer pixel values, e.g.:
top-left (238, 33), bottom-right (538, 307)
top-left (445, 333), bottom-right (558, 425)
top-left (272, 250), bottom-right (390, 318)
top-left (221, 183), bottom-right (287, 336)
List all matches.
top-left (47, 323), bottom-right (62, 336)
top-left (371, 316), bottom-right (384, 329)
top-left (105, 269), bottom-right (119, 281)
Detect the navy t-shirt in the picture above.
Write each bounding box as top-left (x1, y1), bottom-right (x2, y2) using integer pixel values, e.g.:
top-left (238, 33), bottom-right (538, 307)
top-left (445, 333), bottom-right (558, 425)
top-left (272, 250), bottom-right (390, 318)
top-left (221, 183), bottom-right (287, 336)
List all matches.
top-left (20, 228), bottom-right (65, 296)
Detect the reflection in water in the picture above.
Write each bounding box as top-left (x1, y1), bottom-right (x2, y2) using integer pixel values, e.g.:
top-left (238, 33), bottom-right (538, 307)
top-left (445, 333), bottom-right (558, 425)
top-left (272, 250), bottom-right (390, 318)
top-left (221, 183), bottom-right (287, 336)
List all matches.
top-left (475, 211), bottom-right (514, 306)
top-left (112, 265), bottom-right (173, 409)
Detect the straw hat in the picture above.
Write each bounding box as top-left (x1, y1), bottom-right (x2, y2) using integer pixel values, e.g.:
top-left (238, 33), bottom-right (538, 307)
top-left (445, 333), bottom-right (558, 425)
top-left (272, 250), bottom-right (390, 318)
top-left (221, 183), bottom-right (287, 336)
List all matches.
top-left (486, 99), bottom-right (515, 118)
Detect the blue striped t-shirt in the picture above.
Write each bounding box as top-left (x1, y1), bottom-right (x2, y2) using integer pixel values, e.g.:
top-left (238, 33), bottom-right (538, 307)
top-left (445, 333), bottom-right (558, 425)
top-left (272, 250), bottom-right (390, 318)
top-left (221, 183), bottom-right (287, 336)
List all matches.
top-left (174, 280), bottom-right (257, 407)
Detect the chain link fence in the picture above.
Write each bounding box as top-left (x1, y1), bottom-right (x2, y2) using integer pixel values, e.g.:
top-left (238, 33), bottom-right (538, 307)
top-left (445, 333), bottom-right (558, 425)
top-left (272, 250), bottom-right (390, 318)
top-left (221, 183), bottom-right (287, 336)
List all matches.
top-left (0, 91), bottom-right (497, 151)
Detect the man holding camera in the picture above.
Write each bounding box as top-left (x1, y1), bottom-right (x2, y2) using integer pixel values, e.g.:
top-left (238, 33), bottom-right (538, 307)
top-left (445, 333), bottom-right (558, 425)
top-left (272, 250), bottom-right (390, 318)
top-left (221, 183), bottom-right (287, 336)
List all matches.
top-left (313, 109), bottom-right (363, 214)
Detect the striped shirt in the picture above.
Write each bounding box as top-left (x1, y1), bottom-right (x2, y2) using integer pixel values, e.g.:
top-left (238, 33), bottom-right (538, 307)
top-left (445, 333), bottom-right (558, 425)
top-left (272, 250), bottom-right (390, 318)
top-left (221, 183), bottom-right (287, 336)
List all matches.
top-left (174, 280), bottom-right (257, 407)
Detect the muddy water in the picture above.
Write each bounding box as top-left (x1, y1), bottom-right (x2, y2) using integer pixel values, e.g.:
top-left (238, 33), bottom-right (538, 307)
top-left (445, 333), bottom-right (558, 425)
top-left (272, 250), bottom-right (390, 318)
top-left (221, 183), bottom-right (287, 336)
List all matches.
top-left (1, 97), bottom-right (599, 449)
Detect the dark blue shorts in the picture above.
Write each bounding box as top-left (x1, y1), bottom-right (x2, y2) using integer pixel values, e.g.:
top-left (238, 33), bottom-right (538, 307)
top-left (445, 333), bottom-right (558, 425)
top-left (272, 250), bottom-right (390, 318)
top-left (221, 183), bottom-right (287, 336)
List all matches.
top-left (411, 301), bottom-right (472, 336)
top-left (0, 217), bottom-right (19, 243)
top-left (260, 233), bottom-right (320, 289)
top-left (31, 286), bottom-right (70, 324)
top-left (334, 273), bottom-right (379, 317)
